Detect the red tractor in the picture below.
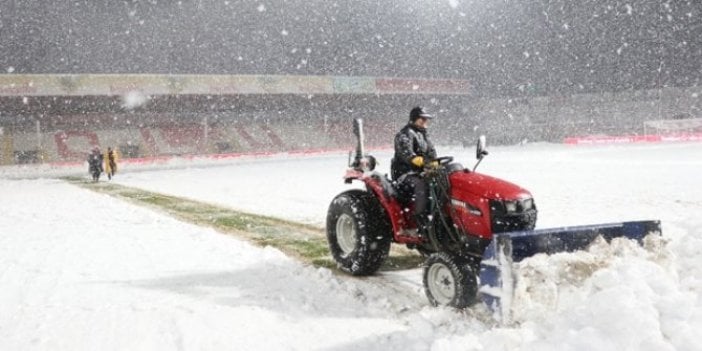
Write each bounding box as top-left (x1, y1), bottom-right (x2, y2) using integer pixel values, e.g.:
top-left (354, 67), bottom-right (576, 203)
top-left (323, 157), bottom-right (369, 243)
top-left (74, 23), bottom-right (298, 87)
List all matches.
top-left (326, 119), bottom-right (660, 311)
top-left (326, 119), bottom-right (537, 307)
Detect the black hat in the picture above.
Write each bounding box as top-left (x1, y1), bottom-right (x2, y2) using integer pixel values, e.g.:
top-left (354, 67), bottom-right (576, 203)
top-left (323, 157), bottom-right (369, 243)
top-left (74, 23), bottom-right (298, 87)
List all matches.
top-left (409, 106), bottom-right (433, 122)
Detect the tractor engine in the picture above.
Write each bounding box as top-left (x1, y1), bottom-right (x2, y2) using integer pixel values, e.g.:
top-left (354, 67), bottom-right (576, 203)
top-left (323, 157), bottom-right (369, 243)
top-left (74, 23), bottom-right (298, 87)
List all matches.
top-left (447, 170), bottom-right (538, 242)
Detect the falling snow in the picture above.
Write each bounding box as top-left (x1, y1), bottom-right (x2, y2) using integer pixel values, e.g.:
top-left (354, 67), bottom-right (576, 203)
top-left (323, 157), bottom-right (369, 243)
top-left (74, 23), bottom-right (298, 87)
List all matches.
top-left (1, 1), bottom-right (701, 348)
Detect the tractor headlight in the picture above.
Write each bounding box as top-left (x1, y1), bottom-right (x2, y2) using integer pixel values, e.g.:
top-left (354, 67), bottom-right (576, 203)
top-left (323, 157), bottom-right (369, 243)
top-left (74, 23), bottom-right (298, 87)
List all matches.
top-left (491, 198), bottom-right (535, 215)
top-left (522, 198), bottom-right (534, 210)
top-left (502, 198), bottom-right (534, 213)
top-left (505, 200), bottom-right (518, 213)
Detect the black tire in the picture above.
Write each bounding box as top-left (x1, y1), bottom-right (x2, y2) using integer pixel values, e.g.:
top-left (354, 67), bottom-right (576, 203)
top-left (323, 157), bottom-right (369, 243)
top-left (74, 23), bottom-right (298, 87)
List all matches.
top-left (326, 189), bottom-right (392, 276)
top-left (423, 252), bottom-right (478, 308)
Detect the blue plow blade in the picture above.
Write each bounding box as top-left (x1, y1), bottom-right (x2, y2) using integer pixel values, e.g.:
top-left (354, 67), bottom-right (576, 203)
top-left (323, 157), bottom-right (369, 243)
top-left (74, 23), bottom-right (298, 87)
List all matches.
top-left (478, 220), bottom-right (661, 322)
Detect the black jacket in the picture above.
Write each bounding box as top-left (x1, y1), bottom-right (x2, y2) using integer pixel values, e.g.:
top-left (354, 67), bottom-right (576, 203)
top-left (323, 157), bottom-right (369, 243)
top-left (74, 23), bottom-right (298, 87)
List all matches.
top-left (88, 152), bottom-right (103, 172)
top-left (391, 123), bottom-right (437, 180)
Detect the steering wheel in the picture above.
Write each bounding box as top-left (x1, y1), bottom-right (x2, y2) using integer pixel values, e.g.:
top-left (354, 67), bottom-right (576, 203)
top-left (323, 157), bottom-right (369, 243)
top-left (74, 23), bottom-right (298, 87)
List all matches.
top-left (435, 156), bottom-right (454, 165)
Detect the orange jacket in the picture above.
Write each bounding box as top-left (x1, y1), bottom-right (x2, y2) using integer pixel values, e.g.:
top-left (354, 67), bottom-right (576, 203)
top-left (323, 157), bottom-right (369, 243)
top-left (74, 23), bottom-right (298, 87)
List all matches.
top-left (104, 149), bottom-right (119, 173)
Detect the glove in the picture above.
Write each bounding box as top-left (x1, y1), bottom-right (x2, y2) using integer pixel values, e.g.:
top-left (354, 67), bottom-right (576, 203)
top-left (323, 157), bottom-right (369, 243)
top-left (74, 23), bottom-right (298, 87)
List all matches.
top-left (411, 156), bottom-right (424, 167)
top-left (427, 160), bottom-right (439, 169)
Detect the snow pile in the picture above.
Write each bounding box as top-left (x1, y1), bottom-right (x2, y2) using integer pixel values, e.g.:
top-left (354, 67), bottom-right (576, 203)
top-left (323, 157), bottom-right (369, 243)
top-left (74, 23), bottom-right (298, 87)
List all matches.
top-left (508, 234), bottom-right (696, 350)
top-left (417, 228), bottom-right (700, 351)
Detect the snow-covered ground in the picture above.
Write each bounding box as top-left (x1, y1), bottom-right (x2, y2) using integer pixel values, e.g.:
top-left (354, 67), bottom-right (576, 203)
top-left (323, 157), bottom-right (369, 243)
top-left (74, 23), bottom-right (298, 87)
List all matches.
top-left (2, 142), bottom-right (701, 350)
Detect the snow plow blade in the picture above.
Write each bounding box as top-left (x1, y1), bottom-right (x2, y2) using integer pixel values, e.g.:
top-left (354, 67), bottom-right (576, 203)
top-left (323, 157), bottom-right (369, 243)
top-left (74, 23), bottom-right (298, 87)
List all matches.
top-left (478, 220), bottom-right (661, 321)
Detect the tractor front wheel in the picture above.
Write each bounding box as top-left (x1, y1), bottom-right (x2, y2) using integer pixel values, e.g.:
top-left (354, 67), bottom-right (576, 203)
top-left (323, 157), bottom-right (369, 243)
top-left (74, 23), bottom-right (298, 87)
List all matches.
top-left (423, 252), bottom-right (478, 308)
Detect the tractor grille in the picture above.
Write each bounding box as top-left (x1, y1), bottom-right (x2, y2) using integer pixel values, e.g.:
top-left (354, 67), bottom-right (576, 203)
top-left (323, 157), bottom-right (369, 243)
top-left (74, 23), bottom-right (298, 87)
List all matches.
top-left (489, 199), bottom-right (538, 233)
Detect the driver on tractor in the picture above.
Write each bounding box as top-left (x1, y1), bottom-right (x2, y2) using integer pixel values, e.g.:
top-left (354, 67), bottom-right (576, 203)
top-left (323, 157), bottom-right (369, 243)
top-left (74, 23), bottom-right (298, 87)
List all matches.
top-left (391, 106), bottom-right (439, 236)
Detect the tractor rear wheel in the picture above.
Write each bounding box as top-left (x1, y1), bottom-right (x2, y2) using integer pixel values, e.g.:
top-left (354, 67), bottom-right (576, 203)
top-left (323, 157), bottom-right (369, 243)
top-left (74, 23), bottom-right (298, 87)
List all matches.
top-left (423, 252), bottom-right (478, 308)
top-left (326, 190), bottom-right (391, 275)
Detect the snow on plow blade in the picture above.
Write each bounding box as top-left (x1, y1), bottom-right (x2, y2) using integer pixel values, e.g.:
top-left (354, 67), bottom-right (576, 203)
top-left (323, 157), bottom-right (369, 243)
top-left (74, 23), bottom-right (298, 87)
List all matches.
top-left (478, 220), bottom-right (661, 321)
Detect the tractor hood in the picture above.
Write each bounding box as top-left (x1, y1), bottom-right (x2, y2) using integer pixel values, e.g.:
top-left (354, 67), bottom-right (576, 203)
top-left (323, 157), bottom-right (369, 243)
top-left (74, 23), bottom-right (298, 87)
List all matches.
top-left (449, 171), bottom-right (532, 200)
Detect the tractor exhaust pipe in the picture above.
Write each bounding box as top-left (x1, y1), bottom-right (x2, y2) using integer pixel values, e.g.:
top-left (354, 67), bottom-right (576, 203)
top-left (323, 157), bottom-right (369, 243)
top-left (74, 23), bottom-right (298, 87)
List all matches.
top-left (351, 118), bottom-right (365, 168)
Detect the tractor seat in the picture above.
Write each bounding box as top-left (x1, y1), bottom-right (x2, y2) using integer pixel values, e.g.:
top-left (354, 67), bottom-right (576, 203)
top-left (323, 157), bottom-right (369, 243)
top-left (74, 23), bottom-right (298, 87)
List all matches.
top-left (370, 171), bottom-right (399, 199)
top-left (372, 164), bottom-right (463, 203)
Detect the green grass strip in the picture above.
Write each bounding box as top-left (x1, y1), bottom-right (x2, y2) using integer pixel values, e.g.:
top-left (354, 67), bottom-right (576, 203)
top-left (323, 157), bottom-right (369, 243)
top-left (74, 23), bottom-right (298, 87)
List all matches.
top-left (64, 177), bottom-right (424, 271)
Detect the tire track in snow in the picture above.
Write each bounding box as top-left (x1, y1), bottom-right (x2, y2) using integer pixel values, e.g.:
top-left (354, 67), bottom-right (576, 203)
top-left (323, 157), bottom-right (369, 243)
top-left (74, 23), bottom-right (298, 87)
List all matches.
top-left (63, 177), bottom-right (443, 315)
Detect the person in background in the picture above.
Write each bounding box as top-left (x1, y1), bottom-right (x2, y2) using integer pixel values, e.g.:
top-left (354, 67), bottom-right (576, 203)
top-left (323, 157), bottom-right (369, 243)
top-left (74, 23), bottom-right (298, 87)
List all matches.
top-left (87, 147), bottom-right (103, 182)
top-left (104, 146), bottom-right (118, 180)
